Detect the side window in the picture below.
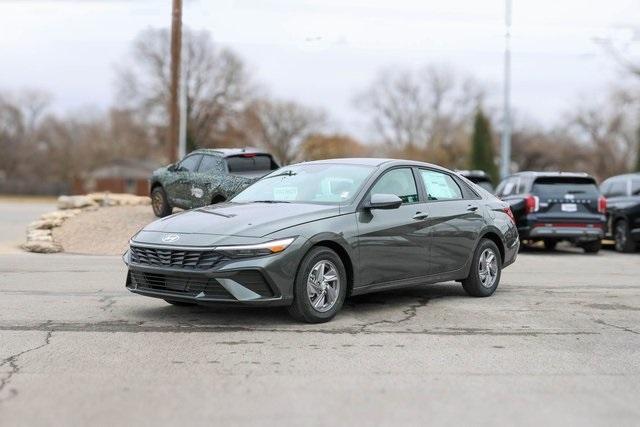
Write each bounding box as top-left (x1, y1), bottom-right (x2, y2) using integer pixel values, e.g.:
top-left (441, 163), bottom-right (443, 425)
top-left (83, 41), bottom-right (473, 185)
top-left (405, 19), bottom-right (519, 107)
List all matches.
top-left (179, 155), bottom-right (202, 172)
top-left (600, 180), bottom-right (612, 197)
top-left (516, 177), bottom-right (527, 194)
top-left (500, 178), bottom-right (516, 197)
top-left (420, 169), bottom-right (463, 201)
top-left (608, 180), bottom-right (627, 197)
top-left (198, 155), bottom-right (224, 173)
top-left (369, 168), bottom-right (419, 204)
top-left (631, 178), bottom-right (640, 196)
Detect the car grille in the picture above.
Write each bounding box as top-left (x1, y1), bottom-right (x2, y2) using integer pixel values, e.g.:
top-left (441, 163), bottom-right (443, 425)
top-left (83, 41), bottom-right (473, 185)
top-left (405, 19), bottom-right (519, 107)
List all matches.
top-left (130, 246), bottom-right (227, 270)
top-left (128, 271), bottom-right (233, 299)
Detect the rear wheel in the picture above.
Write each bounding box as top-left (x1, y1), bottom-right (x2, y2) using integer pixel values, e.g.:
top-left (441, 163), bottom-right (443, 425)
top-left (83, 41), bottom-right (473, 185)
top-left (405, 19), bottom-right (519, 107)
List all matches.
top-left (151, 186), bottom-right (173, 217)
top-left (287, 247), bottom-right (347, 323)
top-left (581, 240), bottom-right (601, 254)
top-left (461, 239), bottom-right (502, 297)
top-left (614, 220), bottom-right (636, 253)
top-left (543, 239), bottom-right (557, 251)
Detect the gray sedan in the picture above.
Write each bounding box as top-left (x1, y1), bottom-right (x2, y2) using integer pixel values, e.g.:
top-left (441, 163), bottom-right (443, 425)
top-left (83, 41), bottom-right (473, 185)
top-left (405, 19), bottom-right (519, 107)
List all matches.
top-left (123, 158), bottom-right (519, 323)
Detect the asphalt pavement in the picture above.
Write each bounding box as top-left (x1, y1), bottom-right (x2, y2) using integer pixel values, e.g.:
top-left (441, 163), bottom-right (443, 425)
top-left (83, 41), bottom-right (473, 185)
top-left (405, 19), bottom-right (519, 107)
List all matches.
top-left (0, 203), bottom-right (639, 426)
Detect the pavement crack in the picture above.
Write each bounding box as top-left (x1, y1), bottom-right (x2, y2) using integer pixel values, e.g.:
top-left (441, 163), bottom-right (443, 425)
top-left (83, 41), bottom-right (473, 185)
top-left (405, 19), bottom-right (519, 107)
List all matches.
top-left (0, 331), bottom-right (53, 403)
top-left (98, 295), bottom-right (116, 312)
top-left (594, 319), bottom-right (640, 335)
top-left (358, 297), bottom-right (430, 331)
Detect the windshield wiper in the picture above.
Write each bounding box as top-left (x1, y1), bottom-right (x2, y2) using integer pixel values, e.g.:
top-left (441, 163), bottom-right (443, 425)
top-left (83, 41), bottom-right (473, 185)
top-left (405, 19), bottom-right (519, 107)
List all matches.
top-left (263, 171), bottom-right (297, 179)
top-left (252, 200), bottom-right (291, 204)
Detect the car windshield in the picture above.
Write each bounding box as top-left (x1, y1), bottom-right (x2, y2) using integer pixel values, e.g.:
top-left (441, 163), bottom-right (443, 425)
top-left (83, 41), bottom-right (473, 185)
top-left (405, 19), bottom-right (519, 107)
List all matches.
top-left (532, 177), bottom-right (599, 198)
top-left (232, 163), bottom-right (375, 204)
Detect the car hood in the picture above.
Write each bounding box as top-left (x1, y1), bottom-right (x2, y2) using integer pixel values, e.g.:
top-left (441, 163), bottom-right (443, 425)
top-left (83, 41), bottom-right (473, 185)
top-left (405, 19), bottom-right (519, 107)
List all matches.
top-left (138, 202), bottom-right (342, 240)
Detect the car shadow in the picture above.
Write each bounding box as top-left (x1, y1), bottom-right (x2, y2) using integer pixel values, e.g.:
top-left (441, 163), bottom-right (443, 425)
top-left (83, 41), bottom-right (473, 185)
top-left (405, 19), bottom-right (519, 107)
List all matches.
top-left (128, 282), bottom-right (468, 327)
top-left (519, 242), bottom-right (587, 255)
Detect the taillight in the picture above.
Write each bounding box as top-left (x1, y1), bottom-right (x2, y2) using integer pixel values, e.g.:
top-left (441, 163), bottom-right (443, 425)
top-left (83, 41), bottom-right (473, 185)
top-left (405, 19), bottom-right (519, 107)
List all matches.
top-left (503, 207), bottom-right (515, 223)
top-left (598, 196), bottom-right (607, 213)
top-left (524, 195), bottom-right (539, 214)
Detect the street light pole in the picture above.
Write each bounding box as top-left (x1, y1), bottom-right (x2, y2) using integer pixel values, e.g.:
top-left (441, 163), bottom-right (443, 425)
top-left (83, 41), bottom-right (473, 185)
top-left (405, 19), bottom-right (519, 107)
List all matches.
top-left (167, 0), bottom-right (182, 163)
top-left (500, 0), bottom-right (512, 179)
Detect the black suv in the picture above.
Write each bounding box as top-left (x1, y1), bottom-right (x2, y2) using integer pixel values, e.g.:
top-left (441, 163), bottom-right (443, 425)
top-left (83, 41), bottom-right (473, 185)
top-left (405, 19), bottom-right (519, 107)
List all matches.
top-left (496, 172), bottom-right (606, 253)
top-left (600, 173), bottom-right (640, 252)
top-left (456, 170), bottom-right (494, 193)
top-left (150, 148), bottom-right (279, 217)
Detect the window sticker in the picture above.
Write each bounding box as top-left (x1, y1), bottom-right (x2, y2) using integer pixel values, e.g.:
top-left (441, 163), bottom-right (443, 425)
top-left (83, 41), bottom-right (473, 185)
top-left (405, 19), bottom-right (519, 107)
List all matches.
top-left (273, 186), bottom-right (298, 201)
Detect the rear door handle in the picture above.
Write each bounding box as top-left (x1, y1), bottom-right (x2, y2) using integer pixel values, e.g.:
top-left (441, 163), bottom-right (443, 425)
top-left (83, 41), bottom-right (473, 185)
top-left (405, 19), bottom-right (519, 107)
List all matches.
top-left (467, 205), bottom-right (478, 212)
top-left (413, 212), bottom-right (429, 220)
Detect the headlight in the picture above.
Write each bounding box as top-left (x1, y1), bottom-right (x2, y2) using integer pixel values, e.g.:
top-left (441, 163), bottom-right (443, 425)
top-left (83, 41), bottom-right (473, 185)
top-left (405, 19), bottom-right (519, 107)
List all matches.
top-left (215, 237), bottom-right (296, 258)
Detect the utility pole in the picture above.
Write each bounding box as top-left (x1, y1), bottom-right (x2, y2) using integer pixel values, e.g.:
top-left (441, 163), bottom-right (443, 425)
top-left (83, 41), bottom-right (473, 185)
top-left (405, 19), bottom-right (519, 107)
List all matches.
top-left (178, 35), bottom-right (187, 160)
top-left (500, 0), bottom-right (512, 179)
top-left (167, 0), bottom-right (182, 163)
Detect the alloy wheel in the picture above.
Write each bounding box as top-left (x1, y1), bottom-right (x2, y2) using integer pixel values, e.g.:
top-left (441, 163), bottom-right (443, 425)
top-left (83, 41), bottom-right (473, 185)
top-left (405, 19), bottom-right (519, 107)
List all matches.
top-left (152, 191), bottom-right (164, 216)
top-left (307, 260), bottom-right (340, 312)
top-left (478, 248), bottom-right (498, 288)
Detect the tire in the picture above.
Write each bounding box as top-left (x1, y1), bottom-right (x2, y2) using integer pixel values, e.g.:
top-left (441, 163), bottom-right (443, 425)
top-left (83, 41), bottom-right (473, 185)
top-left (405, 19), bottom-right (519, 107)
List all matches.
top-left (581, 240), bottom-right (601, 254)
top-left (287, 247), bottom-right (348, 323)
top-left (151, 186), bottom-right (173, 217)
top-left (164, 299), bottom-right (195, 306)
top-left (543, 239), bottom-right (557, 251)
top-left (614, 220), bottom-right (636, 253)
top-left (462, 239), bottom-right (502, 297)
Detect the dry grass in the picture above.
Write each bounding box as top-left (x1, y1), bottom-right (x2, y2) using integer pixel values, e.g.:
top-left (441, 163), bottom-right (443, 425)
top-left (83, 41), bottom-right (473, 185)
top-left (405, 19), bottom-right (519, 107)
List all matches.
top-left (0, 194), bottom-right (57, 204)
top-left (53, 205), bottom-right (156, 255)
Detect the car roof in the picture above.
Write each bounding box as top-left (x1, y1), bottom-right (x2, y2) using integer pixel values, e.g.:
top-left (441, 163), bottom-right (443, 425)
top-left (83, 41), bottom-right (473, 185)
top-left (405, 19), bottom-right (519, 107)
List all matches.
top-left (299, 157), bottom-right (452, 171)
top-left (509, 171), bottom-right (595, 180)
top-left (456, 169), bottom-right (491, 178)
top-left (191, 148), bottom-right (272, 158)
top-left (602, 172), bottom-right (640, 181)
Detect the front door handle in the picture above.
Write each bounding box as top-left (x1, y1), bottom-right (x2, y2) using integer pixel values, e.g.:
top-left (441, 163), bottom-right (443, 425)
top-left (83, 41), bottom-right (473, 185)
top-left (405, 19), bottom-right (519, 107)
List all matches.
top-left (467, 205), bottom-right (478, 212)
top-left (412, 212), bottom-right (429, 220)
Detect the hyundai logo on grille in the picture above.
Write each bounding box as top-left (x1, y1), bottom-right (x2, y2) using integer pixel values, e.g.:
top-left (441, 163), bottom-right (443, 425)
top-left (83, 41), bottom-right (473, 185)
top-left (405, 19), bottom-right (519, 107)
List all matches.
top-left (161, 234), bottom-right (180, 243)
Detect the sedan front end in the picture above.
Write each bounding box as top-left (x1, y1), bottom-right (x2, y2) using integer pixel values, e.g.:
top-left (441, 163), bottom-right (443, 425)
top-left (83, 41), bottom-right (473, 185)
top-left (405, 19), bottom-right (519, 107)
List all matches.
top-left (123, 234), bottom-right (304, 307)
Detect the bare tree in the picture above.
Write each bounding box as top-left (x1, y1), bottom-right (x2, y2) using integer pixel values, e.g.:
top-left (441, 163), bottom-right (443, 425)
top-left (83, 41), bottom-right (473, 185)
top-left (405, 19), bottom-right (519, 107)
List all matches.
top-left (354, 65), bottom-right (484, 151)
top-left (569, 92), bottom-right (637, 179)
top-left (243, 99), bottom-right (326, 165)
top-left (116, 28), bottom-right (252, 153)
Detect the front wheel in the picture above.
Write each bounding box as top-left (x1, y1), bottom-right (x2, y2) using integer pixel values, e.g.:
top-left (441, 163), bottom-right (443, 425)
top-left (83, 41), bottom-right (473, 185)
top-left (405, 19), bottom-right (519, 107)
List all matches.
top-left (287, 247), bottom-right (347, 323)
top-left (151, 186), bottom-right (173, 217)
top-left (614, 220), bottom-right (636, 253)
top-left (462, 239), bottom-right (502, 297)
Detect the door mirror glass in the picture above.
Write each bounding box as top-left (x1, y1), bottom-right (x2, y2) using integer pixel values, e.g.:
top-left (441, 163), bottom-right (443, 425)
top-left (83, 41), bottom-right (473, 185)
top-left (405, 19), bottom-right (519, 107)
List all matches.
top-left (366, 193), bottom-right (403, 210)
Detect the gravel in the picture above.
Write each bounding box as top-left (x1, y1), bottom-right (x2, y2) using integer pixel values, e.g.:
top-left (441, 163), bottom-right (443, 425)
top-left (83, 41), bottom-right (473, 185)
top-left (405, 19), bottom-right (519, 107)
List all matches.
top-left (53, 205), bottom-right (156, 255)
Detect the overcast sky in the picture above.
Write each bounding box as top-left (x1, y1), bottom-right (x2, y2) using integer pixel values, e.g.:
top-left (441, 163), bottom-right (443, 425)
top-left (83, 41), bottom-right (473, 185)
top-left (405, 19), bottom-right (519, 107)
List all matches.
top-left (1, 0), bottom-right (639, 139)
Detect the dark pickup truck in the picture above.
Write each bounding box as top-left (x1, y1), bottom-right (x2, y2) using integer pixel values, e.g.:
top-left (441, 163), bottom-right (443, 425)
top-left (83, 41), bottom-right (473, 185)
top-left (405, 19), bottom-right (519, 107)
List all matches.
top-left (496, 172), bottom-right (606, 253)
top-left (600, 173), bottom-right (640, 252)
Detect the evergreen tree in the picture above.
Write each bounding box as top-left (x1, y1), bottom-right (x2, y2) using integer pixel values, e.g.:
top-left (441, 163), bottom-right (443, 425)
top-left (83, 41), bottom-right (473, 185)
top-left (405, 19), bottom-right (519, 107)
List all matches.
top-left (470, 109), bottom-right (499, 183)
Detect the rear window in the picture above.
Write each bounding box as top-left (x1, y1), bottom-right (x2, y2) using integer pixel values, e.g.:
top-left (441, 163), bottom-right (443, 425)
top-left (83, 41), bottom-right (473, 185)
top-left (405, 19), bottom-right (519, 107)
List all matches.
top-left (468, 177), bottom-right (493, 192)
top-left (225, 155), bottom-right (277, 173)
top-left (532, 177), bottom-right (599, 199)
top-left (476, 181), bottom-right (494, 192)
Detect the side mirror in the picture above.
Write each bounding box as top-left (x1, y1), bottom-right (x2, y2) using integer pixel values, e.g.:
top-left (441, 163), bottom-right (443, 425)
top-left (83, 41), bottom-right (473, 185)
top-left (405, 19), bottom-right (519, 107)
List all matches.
top-left (365, 193), bottom-right (403, 210)
top-left (167, 163), bottom-right (177, 172)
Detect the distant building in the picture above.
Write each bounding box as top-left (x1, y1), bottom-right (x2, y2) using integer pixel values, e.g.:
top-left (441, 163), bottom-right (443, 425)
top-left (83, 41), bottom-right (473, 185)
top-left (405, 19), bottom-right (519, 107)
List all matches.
top-left (73, 159), bottom-right (161, 196)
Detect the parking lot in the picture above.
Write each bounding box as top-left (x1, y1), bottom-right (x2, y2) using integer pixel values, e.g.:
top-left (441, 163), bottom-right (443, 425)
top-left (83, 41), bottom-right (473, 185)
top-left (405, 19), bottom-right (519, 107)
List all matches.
top-left (0, 202), bottom-right (638, 426)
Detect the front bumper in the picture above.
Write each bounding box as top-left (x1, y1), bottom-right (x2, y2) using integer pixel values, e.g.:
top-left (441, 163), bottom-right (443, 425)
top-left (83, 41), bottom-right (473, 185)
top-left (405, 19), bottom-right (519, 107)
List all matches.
top-left (123, 245), bottom-right (300, 307)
